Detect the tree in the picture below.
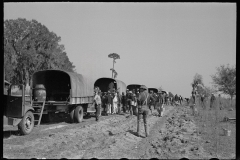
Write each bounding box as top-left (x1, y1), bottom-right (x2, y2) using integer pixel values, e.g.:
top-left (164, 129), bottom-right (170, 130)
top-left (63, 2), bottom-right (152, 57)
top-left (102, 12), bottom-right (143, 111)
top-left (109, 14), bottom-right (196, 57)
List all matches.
top-left (108, 53), bottom-right (120, 78)
top-left (211, 64), bottom-right (236, 100)
top-left (4, 18), bottom-right (75, 86)
top-left (191, 73), bottom-right (204, 88)
top-left (191, 73), bottom-right (204, 95)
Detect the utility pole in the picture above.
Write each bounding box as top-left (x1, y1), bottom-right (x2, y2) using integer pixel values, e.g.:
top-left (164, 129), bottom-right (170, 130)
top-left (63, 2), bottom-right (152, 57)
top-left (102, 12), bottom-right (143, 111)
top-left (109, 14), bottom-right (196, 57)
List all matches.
top-left (108, 53), bottom-right (120, 79)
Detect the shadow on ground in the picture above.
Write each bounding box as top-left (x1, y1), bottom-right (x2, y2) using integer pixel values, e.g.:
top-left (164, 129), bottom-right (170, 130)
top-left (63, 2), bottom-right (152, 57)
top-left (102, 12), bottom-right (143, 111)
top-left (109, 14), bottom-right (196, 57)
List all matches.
top-left (127, 129), bottom-right (145, 138)
top-left (3, 130), bottom-right (20, 139)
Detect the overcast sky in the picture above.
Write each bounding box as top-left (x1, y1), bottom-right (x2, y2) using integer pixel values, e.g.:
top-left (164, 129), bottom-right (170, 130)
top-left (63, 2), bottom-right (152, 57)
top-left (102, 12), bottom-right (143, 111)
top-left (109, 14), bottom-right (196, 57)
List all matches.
top-left (4, 2), bottom-right (236, 98)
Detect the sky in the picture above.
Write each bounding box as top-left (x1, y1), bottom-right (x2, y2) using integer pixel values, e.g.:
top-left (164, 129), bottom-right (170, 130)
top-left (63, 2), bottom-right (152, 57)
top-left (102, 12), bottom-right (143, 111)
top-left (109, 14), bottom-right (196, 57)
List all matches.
top-left (4, 2), bottom-right (236, 98)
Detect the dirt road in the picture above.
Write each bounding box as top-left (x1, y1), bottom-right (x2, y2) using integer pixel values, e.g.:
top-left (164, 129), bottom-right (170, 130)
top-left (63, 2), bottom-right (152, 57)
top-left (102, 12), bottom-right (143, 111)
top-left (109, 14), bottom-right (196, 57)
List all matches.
top-left (3, 104), bottom-right (233, 159)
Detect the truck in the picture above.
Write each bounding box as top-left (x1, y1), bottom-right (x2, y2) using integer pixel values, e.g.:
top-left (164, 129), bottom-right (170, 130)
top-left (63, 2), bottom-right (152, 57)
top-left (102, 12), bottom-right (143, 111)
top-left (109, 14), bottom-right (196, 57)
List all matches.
top-left (148, 88), bottom-right (158, 93)
top-left (127, 84), bottom-right (142, 92)
top-left (94, 77), bottom-right (126, 95)
top-left (4, 69), bottom-right (98, 135)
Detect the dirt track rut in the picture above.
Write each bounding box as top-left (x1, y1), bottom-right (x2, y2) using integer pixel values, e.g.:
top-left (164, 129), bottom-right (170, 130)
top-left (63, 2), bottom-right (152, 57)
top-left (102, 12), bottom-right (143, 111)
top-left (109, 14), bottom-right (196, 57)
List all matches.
top-left (3, 106), bottom-right (173, 159)
top-left (4, 105), bottom-right (212, 159)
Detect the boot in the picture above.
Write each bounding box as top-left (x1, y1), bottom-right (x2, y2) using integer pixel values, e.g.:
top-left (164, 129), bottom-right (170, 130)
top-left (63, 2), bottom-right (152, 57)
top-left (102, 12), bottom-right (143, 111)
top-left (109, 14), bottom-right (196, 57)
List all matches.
top-left (144, 124), bottom-right (148, 137)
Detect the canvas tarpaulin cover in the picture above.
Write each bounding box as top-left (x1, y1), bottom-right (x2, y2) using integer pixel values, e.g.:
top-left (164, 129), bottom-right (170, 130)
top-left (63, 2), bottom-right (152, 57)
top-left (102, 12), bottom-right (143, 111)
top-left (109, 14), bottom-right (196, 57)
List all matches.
top-left (32, 70), bottom-right (95, 98)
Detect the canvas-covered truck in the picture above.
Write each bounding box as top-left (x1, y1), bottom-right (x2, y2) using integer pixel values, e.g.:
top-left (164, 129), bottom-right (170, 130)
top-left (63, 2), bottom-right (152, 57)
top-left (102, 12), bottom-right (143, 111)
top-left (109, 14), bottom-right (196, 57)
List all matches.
top-left (4, 69), bottom-right (97, 135)
top-left (127, 84), bottom-right (141, 92)
top-left (148, 88), bottom-right (158, 94)
top-left (94, 77), bottom-right (126, 94)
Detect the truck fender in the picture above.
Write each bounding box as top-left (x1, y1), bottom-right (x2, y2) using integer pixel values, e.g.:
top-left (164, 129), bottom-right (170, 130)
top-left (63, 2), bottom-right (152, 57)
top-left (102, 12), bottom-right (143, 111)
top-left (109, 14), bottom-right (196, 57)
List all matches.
top-left (24, 105), bottom-right (35, 115)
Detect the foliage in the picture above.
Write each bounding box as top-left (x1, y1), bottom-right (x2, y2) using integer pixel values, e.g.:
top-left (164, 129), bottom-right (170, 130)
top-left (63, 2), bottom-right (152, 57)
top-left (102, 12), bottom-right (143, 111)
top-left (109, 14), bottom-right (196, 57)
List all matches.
top-left (108, 53), bottom-right (120, 78)
top-left (108, 53), bottom-right (120, 60)
top-left (191, 73), bottom-right (204, 89)
top-left (211, 64), bottom-right (236, 99)
top-left (4, 18), bottom-right (75, 85)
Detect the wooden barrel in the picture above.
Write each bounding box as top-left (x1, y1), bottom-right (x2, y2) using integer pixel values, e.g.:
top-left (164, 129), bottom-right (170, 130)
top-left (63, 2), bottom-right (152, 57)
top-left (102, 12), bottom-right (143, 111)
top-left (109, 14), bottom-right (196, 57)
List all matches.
top-left (33, 84), bottom-right (46, 101)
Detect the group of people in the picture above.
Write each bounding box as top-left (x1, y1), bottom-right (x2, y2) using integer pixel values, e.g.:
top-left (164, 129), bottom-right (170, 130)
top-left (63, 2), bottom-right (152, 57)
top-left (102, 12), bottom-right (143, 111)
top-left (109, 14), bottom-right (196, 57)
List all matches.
top-left (93, 85), bottom-right (187, 137)
top-left (93, 86), bottom-right (169, 137)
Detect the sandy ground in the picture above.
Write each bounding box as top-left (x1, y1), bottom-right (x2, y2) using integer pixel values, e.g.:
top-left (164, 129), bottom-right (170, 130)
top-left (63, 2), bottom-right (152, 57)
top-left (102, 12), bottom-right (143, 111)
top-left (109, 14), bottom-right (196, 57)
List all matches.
top-left (3, 103), bottom-right (236, 159)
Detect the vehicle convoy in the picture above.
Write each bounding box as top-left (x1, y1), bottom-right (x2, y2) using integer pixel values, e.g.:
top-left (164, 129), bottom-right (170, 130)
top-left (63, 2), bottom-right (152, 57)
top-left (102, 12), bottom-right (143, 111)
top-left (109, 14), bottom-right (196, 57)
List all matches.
top-left (4, 70), bottom-right (127, 135)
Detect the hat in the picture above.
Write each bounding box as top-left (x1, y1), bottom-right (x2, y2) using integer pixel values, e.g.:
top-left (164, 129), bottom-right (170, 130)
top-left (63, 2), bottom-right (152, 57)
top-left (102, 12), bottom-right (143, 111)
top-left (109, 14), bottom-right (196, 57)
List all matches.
top-left (140, 85), bottom-right (147, 90)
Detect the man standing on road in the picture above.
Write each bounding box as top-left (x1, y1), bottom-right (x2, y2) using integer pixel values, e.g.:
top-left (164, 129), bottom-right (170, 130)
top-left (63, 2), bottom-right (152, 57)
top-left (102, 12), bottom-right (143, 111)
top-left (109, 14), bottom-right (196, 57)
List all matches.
top-left (149, 90), bottom-right (156, 114)
top-left (94, 91), bottom-right (101, 121)
top-left (117, 91), bottom-right (122, 114)
top-left (210, 93), bottom-right (216, 110)
top-left (157, 91), bottom-right (164, 117)
top-left (107, 91), bottom-right (112, 115)
top-left (128, 91), bottom-right (133, 115)
top-left (137, 85), bottom-right (154, 137)
top-left (121, 92), bottom-right (127, 113)
top-left (179, 95), bottom-right (182, 105)
top-left (175, 94), bottom-right (179, 106)
top-left (200, 94), bottom-right (206, 109)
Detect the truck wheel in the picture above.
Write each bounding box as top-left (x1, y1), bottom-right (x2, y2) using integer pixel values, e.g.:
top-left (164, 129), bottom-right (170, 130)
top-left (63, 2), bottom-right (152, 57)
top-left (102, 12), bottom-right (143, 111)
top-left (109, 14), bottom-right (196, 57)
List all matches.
top-left (69, 108), bottom-right (75, 123)
top-left (18, 111), bottom-right (34, 135)
top-left (74, 105), bottom-right (83, 123)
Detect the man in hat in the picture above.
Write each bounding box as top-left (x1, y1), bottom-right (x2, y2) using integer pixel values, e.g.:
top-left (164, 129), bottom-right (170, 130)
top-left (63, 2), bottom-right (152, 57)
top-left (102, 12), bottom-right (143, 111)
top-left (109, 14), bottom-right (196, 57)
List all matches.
top-left (107, 91), bottom-right (113, 115)
top-left (126, 90), bottom-right (132, 114)
top-left (121, 92), bottom-right (127, 113)
top-left (149, 90), bottom-right (156, 113)
top-left (128, 91), bottom-right (133, 115)
top-left (137, 85), bottom-right (154, 137)
top-left (156, 91), bottom-right (164, 117)
top-left (210, 93), bottom-right (216, 110)
top-left (93, 90), bottom-right (101, 121)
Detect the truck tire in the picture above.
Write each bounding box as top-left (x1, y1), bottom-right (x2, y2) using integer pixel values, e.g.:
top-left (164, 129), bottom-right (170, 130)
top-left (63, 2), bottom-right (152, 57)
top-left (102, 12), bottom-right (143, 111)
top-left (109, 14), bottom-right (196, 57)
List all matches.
top-left (74, 105), bottom-right (83, 123)
top-left (18, 111), bottom-right (34, 135)
top-left (69, 108), bottom-right (75, 123)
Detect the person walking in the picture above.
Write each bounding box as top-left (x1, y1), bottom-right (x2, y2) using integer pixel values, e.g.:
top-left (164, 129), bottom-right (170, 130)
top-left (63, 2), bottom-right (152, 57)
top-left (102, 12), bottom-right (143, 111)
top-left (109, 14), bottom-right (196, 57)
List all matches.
top-left (174, 94), bottom-right (179, 106)
top-left (137, 85), bottom-right (154, 137)
top-left (218, 94), bottom-right (223, 110)
top-left (121, 92), bottom-right (127, 113)
top-left (126, 89), bottom-right (130, 113)
top-left (157, 91), bottom-right (164, 117)
top-left (128, 91), bottom-right (133, 115)
top-left (200, 94), bottom-right (206, 109)
top-left (113, 92), bottom-right (118, 114)
top-left (107, 91), bottom-right (112, 115)
top-left (117, 91), bottom-right (122, 114)
top-left (210, 93), bottom-right (216, 110)
top-left (165, 93), bottom-right (169, 106)
top-left (192, 83), bottom-right (198, 105)
top-left (93, 91), bottom-right (101, 121)
top-left (132, 94), bottom-right (138, 116)
top-left (149, 90), bottom-right (155, 114)
top-left (179, 95), bottom-right (182, 105)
